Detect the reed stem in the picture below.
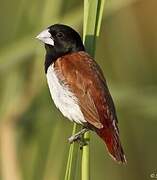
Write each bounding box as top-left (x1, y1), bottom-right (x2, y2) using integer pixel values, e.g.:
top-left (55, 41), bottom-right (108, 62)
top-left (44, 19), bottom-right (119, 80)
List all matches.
top-left (64, 1), bottom-right (105, 179)
top-left (64, 123), bottom-right (77, 180)
top-left (82, 1), bottom-right (105, 180)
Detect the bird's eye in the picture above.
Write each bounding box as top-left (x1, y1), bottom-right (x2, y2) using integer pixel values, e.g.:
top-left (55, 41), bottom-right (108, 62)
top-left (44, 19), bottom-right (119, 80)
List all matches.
top-left (56, 32), bottom-right (64, 38)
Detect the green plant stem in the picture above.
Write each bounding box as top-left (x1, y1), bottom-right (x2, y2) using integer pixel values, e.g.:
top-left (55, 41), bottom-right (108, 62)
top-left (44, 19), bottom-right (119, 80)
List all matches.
top-left (64, 123), bottom-right (77, 180)
top-left (81, 131), bottom-right (90, 180)
top-left (64, 1), bottom-right (105, 179)
top-left (82, 1), bottom-right (105, 180)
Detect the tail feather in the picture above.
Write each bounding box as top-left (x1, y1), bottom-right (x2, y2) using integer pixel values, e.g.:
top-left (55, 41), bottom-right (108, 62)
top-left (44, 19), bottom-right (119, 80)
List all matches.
top-left (96, 127), bottom-right (127, 164)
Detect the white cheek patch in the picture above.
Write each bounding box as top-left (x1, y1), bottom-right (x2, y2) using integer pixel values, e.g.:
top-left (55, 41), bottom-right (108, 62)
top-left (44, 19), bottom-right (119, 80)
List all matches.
top-left (36, 29), bottom-right (54, 46)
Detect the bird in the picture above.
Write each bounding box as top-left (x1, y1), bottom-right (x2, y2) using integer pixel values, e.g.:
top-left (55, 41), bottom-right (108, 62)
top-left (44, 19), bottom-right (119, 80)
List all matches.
top-left (36, 24), bottom-right (126, 164)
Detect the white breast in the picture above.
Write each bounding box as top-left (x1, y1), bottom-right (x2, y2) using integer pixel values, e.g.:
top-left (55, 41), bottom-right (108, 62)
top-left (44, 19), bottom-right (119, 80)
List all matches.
top-left (46, 64), bottom-right (86, 125)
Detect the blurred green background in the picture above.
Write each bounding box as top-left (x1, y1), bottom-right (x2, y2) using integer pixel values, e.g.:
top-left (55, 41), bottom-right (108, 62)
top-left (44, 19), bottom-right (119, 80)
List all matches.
top-left (0, 0), bottom-right (157, 180)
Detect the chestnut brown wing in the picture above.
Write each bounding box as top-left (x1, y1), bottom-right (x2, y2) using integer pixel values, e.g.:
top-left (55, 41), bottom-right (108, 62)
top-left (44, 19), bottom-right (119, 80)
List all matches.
top-left (54, 51), bottom-right (126, 163)
top-left (54, 51), bottom-right (118, 130)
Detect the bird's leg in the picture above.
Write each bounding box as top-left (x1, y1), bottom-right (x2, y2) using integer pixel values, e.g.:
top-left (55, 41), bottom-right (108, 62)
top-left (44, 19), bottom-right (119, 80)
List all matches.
top-left (68, 128), bottom-right (89, 147)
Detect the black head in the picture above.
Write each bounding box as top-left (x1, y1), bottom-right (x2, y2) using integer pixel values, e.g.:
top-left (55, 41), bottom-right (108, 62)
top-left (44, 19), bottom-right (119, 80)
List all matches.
top-left (36, 24), bottom-right (85, 72)
top-left (48, 24), bottom-right (85, 53)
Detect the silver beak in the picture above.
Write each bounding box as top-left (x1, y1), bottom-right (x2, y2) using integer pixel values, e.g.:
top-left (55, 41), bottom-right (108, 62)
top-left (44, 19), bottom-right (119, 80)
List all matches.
top-left (36, 29), bottom-right (54, 46)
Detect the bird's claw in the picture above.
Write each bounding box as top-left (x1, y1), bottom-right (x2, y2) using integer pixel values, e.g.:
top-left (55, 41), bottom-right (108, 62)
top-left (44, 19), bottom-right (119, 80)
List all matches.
top-left (68, 128), bottom-right (89, 149)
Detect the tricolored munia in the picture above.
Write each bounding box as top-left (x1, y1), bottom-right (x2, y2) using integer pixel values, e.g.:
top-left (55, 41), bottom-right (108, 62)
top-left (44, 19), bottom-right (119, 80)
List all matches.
top-left (36, 24), bottom-right (126, 164)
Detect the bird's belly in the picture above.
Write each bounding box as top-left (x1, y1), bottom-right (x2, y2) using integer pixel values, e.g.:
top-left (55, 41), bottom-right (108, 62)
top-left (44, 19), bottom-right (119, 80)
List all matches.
top-left (46, 64), bottom-right (86, 125)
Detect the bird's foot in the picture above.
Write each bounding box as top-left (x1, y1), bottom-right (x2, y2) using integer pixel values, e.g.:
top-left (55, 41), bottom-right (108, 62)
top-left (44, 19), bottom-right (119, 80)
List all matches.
top-left (68, 128), bottom-right (89, 148)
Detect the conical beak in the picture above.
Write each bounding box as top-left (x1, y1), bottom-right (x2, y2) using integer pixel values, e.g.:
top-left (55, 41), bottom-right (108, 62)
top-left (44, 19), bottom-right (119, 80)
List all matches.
top-left (36, 29), bottom-right (54, 46)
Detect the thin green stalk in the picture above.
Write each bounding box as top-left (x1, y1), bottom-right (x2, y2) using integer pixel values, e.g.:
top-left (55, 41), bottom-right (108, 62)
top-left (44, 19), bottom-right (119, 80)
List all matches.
top-left (82, 1), bottom-right (106, 180)
top-left (64, 1), bottom-right (105, 180)
top-left (64, 123), bottom-right (77, 180)
top-left (81, 131), bottom-right (90, 180)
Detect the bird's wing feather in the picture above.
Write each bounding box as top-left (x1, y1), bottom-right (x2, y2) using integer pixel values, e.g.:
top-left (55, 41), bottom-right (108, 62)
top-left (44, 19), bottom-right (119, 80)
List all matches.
top-left (54, 51), bottom-right (117, 129)
top-left (54, 51), bottom-right (126, 163)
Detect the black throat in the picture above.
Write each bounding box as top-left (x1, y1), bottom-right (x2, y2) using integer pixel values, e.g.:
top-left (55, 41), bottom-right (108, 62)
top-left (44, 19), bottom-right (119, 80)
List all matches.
top-left (44, 44), bottom-right (85, 73)
top-left (44, 45), bottom-right (59, 73)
